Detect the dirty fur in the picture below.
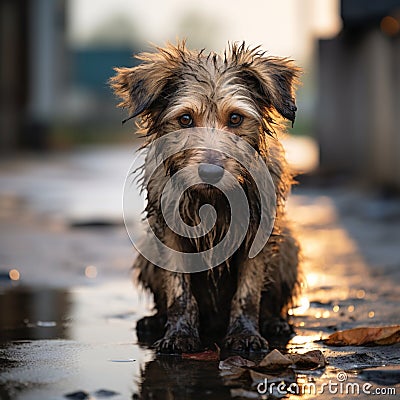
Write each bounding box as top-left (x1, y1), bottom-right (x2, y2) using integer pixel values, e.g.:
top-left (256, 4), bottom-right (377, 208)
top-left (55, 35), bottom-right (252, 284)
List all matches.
top-left (110, 41), bottom-right (301, 353)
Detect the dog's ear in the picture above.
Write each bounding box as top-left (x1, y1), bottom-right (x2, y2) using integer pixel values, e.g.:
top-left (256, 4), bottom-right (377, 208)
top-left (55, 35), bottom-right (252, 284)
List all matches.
top-left (110, 43), bottom-right (189, 119)
top-left (110, 61), bottom-right (168, 119)
top-left (245, 57), bottom-right (300, 125)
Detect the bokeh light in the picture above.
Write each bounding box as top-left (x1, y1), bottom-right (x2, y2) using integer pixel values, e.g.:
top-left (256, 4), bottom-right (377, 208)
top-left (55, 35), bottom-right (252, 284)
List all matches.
top-left (9, 269), bottom-right (20, 281)
top-left (380, 15), bottom-right (400, 36)
top-left (85, 265), bottom-right (98, 279)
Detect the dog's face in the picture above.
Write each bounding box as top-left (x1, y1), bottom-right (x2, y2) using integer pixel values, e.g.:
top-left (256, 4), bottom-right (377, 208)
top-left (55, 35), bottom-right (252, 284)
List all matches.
top-left (111, 42), bottom-right (299, 192)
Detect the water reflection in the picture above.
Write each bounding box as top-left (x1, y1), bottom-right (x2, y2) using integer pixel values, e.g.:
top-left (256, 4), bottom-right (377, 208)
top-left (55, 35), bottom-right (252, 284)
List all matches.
top-left (0, 287), bottom-right (70, 342)
top-left (0, 189), bottom-right (399, 400)
top-left (0, 282), bottom-right (151, 399)
top-left (138, 357), bottom-right (231, 400)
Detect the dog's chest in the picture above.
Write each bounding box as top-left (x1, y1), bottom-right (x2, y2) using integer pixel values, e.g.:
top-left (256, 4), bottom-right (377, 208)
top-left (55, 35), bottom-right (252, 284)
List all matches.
top-left (190, 264), bottom-right (238, 316)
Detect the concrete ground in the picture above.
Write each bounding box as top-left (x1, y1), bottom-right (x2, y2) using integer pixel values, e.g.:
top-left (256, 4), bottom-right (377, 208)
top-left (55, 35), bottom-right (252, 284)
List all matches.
top-left (0, 143), bottom-right (399, 399)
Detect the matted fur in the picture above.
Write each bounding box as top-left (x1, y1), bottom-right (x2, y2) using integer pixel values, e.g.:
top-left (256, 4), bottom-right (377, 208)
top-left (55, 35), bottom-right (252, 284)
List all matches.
top-left (111, 41), bottom-right (301, 353)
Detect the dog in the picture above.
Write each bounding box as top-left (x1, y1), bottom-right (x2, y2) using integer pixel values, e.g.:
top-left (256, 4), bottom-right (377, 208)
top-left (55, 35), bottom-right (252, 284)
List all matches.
top-left (111, 41), bottom-right (300, 353)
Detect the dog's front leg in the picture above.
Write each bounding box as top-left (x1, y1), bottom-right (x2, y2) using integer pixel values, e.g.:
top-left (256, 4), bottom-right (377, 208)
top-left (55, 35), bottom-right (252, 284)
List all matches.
top-left (224, 258), bottom-right (269, 352)
top-left (154, 272), bottom-right (201, 353)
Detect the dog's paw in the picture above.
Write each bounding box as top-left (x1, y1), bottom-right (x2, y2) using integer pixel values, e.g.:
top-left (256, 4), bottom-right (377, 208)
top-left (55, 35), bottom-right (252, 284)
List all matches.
top-left (136, 315), bottom-right (166, 333)
top-left (153, 333), bottom-right (202, 354)
top-left (136, 315), bottom-right (167, 346)
top-left (261, 317), bottom-right (294, 339)
top-left (223, 332), bottom-right (269, 352)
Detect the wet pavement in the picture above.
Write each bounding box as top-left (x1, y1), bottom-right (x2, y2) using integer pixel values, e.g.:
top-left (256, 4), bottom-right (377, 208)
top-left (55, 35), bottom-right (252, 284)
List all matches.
top-left (0, 144), bottom-right (399, 399)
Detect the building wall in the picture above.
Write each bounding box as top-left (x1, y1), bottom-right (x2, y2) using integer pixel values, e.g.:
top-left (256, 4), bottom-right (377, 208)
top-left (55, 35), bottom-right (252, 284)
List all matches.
top-left (317, 30), bottom-right (400, 188)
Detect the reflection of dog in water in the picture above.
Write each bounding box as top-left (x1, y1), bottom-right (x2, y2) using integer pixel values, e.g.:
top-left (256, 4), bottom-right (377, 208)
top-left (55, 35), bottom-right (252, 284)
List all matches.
top-left (111, 41), bottom-right (300, 353)
top-left (136, 356), bottom-right (232, 399)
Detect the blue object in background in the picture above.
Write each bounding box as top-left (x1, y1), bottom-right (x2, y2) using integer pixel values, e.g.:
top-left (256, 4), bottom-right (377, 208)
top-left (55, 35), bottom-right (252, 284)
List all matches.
top-left (72, 47), bottom-right (139, 94)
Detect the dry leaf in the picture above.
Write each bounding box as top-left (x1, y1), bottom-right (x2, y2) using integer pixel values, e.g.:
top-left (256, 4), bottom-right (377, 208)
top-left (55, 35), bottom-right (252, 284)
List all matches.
top-left (220, 366), bottom-right (247, 380)
top-left (288, 350), bottom-right (326, 369)
top-left (181, 349), bottom-right (219, 361)
top-left (219, 356), bottom-right (254, 384)
top-left (324, 325), bottom-right (400, 346)
top-left (219, 356), bottom-right (255, 370)
top-left (375, 330), bottom-right (400, 345)
top-left (258, 349), bottom-right (292, 370)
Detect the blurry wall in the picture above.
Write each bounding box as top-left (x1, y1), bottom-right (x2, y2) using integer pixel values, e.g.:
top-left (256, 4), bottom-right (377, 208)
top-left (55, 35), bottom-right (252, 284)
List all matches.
top-left (1, 0), bottom-right (344, 151)
top-left (0, 0), bottom-right (67, 151)
top-left (317, 0), bottom-right (400, 189)
top-left (0, 0), bottom-right (29, 150)
top-left (0, 0), bottom-right (139, 151)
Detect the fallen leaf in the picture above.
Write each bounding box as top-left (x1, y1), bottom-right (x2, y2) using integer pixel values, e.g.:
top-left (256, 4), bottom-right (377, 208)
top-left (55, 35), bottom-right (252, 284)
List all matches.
top-left (288, 350), bottom-right (326, 369)
top-left (181, 349), bottom-right (219, 361)
top-left (375, 330), bottom-right (400, 345)
top-left (258, 349), bottom-right (292, 370)
top-left (219, 356), bottom-right (254, 384)
top-left (220, 366), bottom-right (247, 379)
top-left (324, 325), bottom-right (400, 346)
top-left (219, 356), bottom-right (255, 370)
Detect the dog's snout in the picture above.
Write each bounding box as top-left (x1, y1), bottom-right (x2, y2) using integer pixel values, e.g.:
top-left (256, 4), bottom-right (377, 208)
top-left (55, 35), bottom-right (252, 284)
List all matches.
top-left (198, 163), bottom-right (224, 184)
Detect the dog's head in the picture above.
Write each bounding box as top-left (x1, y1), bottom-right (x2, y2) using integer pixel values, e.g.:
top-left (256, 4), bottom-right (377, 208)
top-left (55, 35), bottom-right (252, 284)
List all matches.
top-left (111, 41), bottom-right (299, 193)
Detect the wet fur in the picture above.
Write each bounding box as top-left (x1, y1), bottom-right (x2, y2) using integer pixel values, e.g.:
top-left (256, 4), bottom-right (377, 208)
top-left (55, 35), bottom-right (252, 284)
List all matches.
top-left (111, 41), bottom-right (301, 353)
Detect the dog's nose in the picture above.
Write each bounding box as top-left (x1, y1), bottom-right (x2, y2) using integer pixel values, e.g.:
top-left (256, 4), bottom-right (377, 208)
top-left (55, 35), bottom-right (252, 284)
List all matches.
top-left (198, 163), bottom-right (224, 184)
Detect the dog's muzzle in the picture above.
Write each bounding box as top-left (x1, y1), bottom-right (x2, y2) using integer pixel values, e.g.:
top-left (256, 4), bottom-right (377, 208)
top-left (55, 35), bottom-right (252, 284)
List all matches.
top-left (198, 163), bottom-right (224, 184)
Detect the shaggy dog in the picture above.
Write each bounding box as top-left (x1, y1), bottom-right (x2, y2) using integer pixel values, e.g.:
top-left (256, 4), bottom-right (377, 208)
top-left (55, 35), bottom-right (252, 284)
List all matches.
top-left (111, 41), bottom-right (300, 353)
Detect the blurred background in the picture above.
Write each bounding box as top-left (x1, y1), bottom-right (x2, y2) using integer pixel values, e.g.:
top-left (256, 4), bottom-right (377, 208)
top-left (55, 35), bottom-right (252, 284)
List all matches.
top-left (1, 2), bottom-right (400, 398)
top-left (1, 0), bottom-right (341, 150)
top-left (0, 0), bottom-right (399, 286)
top-left (1, 0), bottom-right (400, 189)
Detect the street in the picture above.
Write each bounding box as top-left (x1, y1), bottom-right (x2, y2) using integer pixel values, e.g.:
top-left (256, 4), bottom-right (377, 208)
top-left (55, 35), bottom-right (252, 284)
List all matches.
top-left (0, 143), bottom-right (399, 399)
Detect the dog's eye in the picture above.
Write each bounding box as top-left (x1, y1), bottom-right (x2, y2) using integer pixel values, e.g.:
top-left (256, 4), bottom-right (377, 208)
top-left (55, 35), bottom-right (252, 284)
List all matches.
top-left (228, 113), bottom-right (243, 127)
top-left (178, 114), bottom-right (194, 128)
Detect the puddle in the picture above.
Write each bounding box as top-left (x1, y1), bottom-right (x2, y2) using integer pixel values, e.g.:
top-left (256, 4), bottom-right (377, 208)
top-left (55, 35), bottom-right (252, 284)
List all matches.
top-left (1, 281), bottom-right (399, 400)
top-left (0, 281), bottom-right (154, 400)
top-left (0, 287), bottom-right (70, 342)
top-left (0, 152), bottom-right (399, 399)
